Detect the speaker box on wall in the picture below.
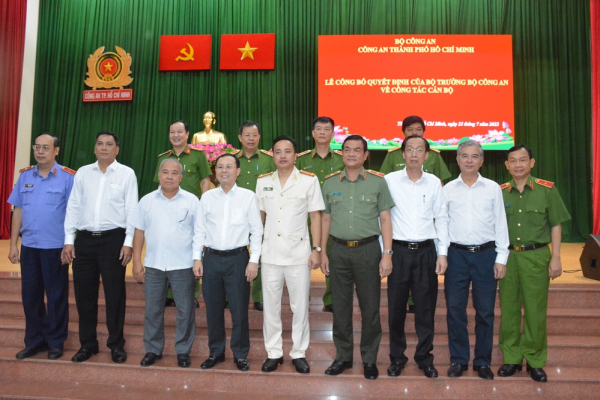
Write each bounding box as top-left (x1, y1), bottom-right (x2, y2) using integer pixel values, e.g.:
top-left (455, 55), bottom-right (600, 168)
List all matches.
top-left (580, 235), bottom-right (600, 281)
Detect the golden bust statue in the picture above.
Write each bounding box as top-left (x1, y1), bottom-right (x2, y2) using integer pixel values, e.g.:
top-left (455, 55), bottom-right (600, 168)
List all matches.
top-left (192, 111), bottom-right (227, 145)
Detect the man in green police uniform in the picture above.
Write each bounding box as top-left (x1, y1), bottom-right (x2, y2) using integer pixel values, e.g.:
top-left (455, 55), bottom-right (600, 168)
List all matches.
top-left (231, 120), bottom-right (276, 311)
top-left (497, 144), bottom-right (570, 383)
top-left (320, 134), bottom-right (395, 380)
top-left (155, 120), bottom-right (212, 306)
top-left (296, 116), bottom-right (344, 313)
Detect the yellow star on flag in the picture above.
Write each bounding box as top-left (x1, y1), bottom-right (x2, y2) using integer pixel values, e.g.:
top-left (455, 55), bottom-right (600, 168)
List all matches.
top-left (238, 41), bottom-right (258, 60)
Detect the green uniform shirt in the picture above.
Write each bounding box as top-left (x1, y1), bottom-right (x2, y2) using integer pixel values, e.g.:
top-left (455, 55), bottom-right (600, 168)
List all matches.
top-left (323, 168), bottom-right (395, 240)
top-left (296, 148), bottom-right (345, 187)
top-left (154, 145), bottom-right (212, 198)
top-left (232, 148), bottom-right (276, 192)
top-left (501, 175), bottom-right (571, 246)
top-left (380, 147), bottom-right (452, 181)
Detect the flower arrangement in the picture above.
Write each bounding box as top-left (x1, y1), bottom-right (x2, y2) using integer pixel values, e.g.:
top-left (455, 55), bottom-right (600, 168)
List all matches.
top-left (188, 142), bottom-right (237, 165)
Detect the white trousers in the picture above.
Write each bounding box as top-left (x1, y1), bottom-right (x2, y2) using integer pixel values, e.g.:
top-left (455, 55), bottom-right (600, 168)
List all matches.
top-left (261, 263), bottom-right (311, 359)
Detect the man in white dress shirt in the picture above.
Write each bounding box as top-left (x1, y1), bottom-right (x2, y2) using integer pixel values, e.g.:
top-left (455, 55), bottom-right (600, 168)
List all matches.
top-left (132, 158), bottom-right (199, 368)
top-left (383, 135), bottom-right (449, 379)
top-left (443, 140), bottom-right (509, 380)
top-left (193, 153), bottom-right (263, 372)
top-left (256, 136), bottom-right (324, 374)
top-left (62, 132), bottom-right (138, 364)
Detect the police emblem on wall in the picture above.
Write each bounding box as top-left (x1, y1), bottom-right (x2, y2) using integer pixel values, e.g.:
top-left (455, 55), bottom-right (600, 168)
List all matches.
top-left (83, 46), bottom-right (134, 102)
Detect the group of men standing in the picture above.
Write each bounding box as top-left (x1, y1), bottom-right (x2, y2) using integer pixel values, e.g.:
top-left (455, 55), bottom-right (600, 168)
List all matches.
top-left (8, 115), bottom-right (569, 384)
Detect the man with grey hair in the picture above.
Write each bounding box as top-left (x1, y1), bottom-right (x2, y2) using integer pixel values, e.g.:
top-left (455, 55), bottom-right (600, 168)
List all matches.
top-left (132, 158), bottom-right (199, 368)
top-left (443, 140), bottom-right (509, 380)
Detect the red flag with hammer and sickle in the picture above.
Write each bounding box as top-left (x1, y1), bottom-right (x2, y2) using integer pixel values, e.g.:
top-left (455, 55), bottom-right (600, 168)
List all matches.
top-left (159, 35), bottom-right (212, 71)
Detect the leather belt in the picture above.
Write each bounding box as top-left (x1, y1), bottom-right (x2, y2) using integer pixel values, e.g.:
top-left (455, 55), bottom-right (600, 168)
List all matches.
top-left (205, 246), bottom-right (248, 256)
top-left (511, 243), bottom-right (549, 252)
top-left (450, 241), bottom-right (495, 253)
top-left (78, 227), bottom-right (125, 237)
top-left (331, 235), bottom-right (379, 248)
top-left (393, 239), bottom-right (434, 250)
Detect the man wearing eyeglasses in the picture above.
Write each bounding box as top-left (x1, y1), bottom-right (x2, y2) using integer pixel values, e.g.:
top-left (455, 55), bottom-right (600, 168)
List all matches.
top-left (8, 134), bottom-right (75, 361)
top-left (383, 135), bottom-right (449, 379)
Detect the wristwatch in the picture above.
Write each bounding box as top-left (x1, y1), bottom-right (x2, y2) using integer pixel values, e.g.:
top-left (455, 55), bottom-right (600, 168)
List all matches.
top-left (312, 246), bottom-right (322, 252)
top-left (382, 249), bottom-right (393, 255)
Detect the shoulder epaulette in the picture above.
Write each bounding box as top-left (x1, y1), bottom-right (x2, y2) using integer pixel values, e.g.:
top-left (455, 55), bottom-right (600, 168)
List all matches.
top-left (297, 150), bottom-right (311, 157)
top-left (299, 170), bottom-right (316, 177)
top-left (61, 166), bottom-right (76, 175)
top-left (260, 149), bottom-right (273, 157)
top-left (190, 147), bottom-right (204, 152)
top-left (334, 150), bottom-right (343, 156)
top-left (430, 148), bottom-right (441, 153)
top-left (230, 149), bottom-right (241, 156)
top-left (535, 179), bottom-right (554, 189)
top-left (500, 182), bottom-right (511, 190)
top-left (158, 150), bottom-right (172, 157)
top-left (367, 169), bottom-right (385, 178)
top-left (388, 146), bottom-right (402, 153)
top-left (19, 166), bottom-right (34, 173)
top-left (258, 171), bottom-right (274, 178)
top-left (325, 170), bottom-right (342, 179)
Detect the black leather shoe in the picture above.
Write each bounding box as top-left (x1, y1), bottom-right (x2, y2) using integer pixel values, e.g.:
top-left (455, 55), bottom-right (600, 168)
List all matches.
top-left (474, 365), bottom-right (494, 380)
top-left (325, 360), bottom-right (353, 375)
top-left (165, 298), bottom-right (175, 307)
top-left (254, 302), bottom-right (263, 311)
top-left (526, 364), bottom-right (547, 382)
top-left (387, 361), bottom-right (404, 377)
top-left (48, 348), bottom-right (63, 360)
top-left (407, 304), bottom-right (415, 313)
top-left (363, 363), bottom-right (379, 380)
top-left (322, 305), bottom-right (333, 313)
top-left (497, 363), bottom-right (523, 377)
top-left (140, 352), bottom-right (162, 367)
top-left (234, 358), bottom-right (250, 371)
top-left (194, 298), bottom-right (199, 308)
top-left (111, 347), bottom-right (127, 363)
top-left (419, 364), bottom-right (439, 378)
top-left (447, 363), bottom-right (468, 377)
top-left (292, 358), bottom-right (310, 373)
top-left (261, 357), bottom-right (283, 372)
top-left (177, 353), bottom-right (191, 368)
top-left (71, 346), bottom-right (99, 362)
top-left (201, 354), bottom-right (225, 369)
top-left (16, 345), bottom-right (49, 360)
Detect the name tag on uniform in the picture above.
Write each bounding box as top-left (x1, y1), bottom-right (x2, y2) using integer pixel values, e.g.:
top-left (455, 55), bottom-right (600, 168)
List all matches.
top-left (24, 184), bottom-right (33, 188)
top-left (304, 165), bottom-right (313, 170)
top-left (330, 192), bottom-right (341, 196)
top-left (263, 187), bottom-right (273, 191)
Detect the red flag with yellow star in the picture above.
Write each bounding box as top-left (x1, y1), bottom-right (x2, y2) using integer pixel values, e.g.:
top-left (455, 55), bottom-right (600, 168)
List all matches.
top-left (159, 35), bottom-right (212, 71)
top-left (219, 34), bottom-right (276, 70)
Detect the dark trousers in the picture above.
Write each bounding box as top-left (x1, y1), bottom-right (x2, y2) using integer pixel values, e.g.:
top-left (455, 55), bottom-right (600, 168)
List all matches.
top-left (72, 229), bottom-right (126, 350)
top-left (388, 241), bottom-right (437, 367)
top-left (329, 240), bottom-right (382, 364)
top-left (202, 249), bottom-right (251, 359)
top-left (20, 246), bottom-right (69, 349)
top-left (445, 246), bottom-right (497, 366)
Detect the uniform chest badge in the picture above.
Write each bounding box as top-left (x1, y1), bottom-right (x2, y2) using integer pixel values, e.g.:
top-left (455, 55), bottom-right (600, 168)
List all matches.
top-left (24, 184), bottom-right (33, 188)
top-left (263, 187), bottom-right (273, 191)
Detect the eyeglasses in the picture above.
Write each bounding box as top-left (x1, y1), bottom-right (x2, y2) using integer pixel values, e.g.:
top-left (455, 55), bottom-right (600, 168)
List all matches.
top-left (32, 145), bottom-right (52, 152)
top-left (216, 165), bottom-right (236, 170)
top-left (405, 147), bottom-right (425, 154)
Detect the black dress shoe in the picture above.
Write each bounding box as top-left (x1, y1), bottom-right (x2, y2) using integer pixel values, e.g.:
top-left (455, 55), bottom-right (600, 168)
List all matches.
top-left (71, 346), bottom-right (99, 362)
top-left (165, 298), bottom-right (175, 307)
top-left (292, 358), bottom-right (310, 373)
top-left (447, 363), bottom-right (468, 377)
top-left (407, 304), bottom-right (415, 313)
top-left (387, 361), bottom-right (404, 377)
top-left (363, 363), bottom-right (379, 380)
top-left (234, 358), bottom-right (250, 371)
top-left (194, 298), bottom-right (199, 308)
top-left (419, 364), bottom-right (439, 378)
top-left (322, 305), bottom-right (333, 313)
top-left (254, 302), bottom-right (263, 311)
top-left (261, 357), bottom-right (283, 372)
top-left (526, 364), bottom-right (547, 382)
top-left (497, 363), bottom-right (522, 377)
top-left (177, 353), bottom-right (191, 368)
top-left (140, 352), bottom-right (162, 367)
top-left (16, 345), bottom-right (49, 360)
top-left (111, 347), bottom-right (127, 363)
top-left (474, 365), bottom-right (494, 380)
top-left (201, 354), bottom-right (225, 369)
top-left (48, 348), bottom-right (63, 360)
top-left (325, 360), bottom-right (353, 375)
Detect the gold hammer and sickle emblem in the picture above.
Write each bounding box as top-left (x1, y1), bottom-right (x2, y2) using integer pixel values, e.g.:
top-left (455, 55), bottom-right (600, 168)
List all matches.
top-left (175, 43), bottom-right (195, 61)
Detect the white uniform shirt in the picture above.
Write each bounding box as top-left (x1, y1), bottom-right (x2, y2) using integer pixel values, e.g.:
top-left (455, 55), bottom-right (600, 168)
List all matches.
top-left (64, 160), bottom-right (138, 247)
top-left (193, 184), bottom-right (263, 263)
top-left (385, 168), bottom-right (449, 256)
top-left (444, 173), bottom-right (510, 265)
top-left (132, 187), bottom-right (198, 271)
top-left (256, 168), bottom-right (325, 265)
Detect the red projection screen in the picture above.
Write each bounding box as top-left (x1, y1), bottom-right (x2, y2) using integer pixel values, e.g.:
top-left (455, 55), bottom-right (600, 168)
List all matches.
top-left (318, 35), bottom-right (515, 150)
